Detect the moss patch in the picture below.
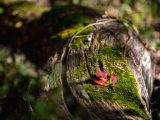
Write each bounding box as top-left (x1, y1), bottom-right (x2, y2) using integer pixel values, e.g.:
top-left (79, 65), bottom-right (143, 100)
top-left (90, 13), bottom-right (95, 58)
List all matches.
top-left (72, 45), bottom-right (148, 119)
top-left (57, 24), bottom-right (93, 42)
top-left (72, 64), bottom-right (89, 79)
top-left (49, 7), bottom-right (94, 42)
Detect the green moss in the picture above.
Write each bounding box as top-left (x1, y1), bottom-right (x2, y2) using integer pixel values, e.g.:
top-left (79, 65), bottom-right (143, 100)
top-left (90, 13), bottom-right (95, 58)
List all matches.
top-left (57, 24), bottom-right (83, 40)
top-left (73, 64), bottom-right (87, 78)
top-left (86, 53), bottom-right (99, 75)
top-left (40, 5), bottom-right (98, 46)
top-left (73, 45), bottom-right (148, 119)
top-left (51, 20), bottom-right (93, 43)
top-left (68, 27), bottom-right (93, 49)
top-left (69, 38), bottom-right (83, 49)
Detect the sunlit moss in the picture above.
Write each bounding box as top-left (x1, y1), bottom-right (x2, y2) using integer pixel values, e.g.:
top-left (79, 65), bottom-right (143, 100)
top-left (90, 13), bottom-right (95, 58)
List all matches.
top-left (72, 64), bottom-right (89, 80)
top-left (58, 24), bottom-right (84, 40)
top-left (72, 45), bottom-right (148, 119)
top-left (59, 24), bottom-right (93, 41)
top-left (51, 15), bottom-right (93, 43)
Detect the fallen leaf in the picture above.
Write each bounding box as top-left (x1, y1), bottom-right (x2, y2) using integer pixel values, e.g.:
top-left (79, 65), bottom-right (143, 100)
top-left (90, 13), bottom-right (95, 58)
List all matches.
top-left (92, 79), bottom-right (107, 86)
top-left (111, 71), bottom-right (117, 85)
top-left (96, 70), bottom-right (107, 79)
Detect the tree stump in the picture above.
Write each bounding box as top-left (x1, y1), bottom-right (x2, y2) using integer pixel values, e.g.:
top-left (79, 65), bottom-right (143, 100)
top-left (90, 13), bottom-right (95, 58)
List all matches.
top-left (44, 18), bottom-right (153, 120)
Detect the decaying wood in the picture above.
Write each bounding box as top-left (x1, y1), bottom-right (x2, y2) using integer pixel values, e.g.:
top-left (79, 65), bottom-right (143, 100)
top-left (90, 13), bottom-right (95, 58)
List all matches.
top-left (95, 18), bottom-right (153, 107)
top-left (44, 18), bottom-right (153, 120)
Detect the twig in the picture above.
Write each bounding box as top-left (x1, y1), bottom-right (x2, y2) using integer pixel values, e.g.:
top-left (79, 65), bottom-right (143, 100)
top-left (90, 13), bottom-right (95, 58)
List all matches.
top-left (74, 35), bottom-right (89, 38)
top-left (65, 19), bottom-right (117, 49)
top-left (72, 19), bottom-right (117, 40)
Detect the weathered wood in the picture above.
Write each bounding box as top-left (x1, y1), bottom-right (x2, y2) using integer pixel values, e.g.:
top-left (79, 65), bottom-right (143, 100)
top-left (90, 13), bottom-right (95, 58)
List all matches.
top-left (95, 18), bottom-right (153, 109)
top-left (44, 18), bottom-right (153, 120)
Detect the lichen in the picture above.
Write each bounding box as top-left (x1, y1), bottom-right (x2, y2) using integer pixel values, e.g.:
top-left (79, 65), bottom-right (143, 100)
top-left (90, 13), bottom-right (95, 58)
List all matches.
top-left (72, 45), bottom-right (148, 119)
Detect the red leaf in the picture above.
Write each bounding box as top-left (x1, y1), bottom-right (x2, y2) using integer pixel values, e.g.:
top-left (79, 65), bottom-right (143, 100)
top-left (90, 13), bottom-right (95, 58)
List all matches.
top-left (111, 72), bottom-right (117, 85)
top-left (96, 70), bottom-right (107, 79)
top-left (92, 70), bottom-right (108, 86)
top-left (92, 79), bottom-right (107, 86)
